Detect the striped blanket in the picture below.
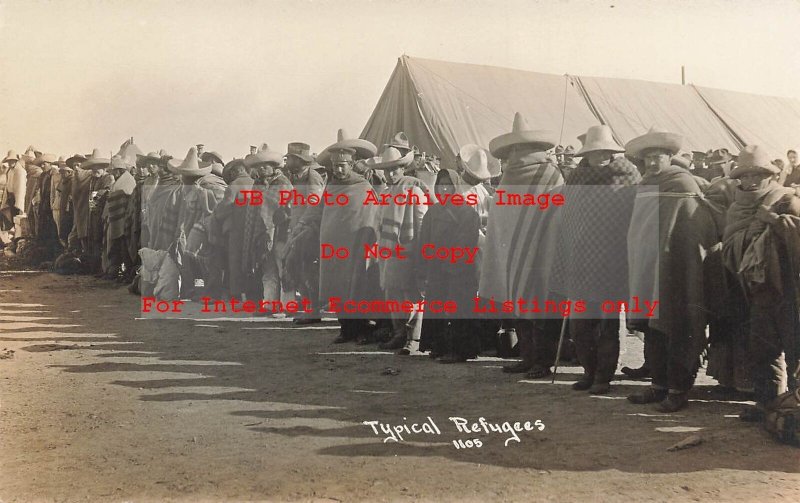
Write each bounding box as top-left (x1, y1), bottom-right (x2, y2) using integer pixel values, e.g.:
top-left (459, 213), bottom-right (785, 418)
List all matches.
top-left (479, 152), bottom-right (564, 306)
top-left (103, 170), bottom-right (136, 253)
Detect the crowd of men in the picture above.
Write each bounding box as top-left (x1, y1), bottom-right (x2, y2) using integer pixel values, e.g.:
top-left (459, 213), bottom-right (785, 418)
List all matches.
top-left (1, 117), bottom-right (798, 425)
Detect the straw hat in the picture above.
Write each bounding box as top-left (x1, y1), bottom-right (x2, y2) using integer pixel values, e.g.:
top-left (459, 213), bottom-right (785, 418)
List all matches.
top-left (3, 150), bottom-right (19, 163)
top-left (136, 151), bottom-right (161, 167)
top-left (489, 112), bottom-right (557, 159)
top-left (372, 146), bottom-right (414, 171)
top-left (117, 139), bottom-right (142, 167)
top-left (66, 153), bottom-right (86, 168)
top-left (201, 151), bottom-right (224, 165)
top-left (32, 153), bottom-right (58, 166)
top-left (624, 127), bottom-right (683, 159)
top-left (167, 147), bottom-right (212, 177)
top-left (243, 149), bottom-right (285, 169)
top-left (317, 129), bottom-right (378, 165)
top-left (22, 147), bottom-right (37, 162)
top-left (56, 156), bottom-right (67, 166)
top-left (458, 144), bottom-right (492, 182)
top-left (110, 155), bottom-right (129, 171)
top-left (576, 125), bottom-right (624, 155)
top-left (729, 145), bottom-right (779, 179)
top-left (81, 148), bottom-right (111, 170)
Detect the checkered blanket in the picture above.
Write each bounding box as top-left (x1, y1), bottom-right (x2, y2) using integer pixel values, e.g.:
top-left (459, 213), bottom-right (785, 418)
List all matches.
top-left (550, 157), bottom-right (642, 303)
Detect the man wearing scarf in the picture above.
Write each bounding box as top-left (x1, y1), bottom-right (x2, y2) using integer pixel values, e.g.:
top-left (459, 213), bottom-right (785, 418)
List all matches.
top-left (479, 112), bottom-right (564, 377)
top-left (233, 149), bottom-right (291, 301)
top-left (373, 145), bottom-right (428, 351)
top-left (209, 159), bottom-right (253, 298)
top-left (722, 144), bottom-right (800, 422)
top-left (24, 154), bottom-right (44, 239)
top-left (164, 147), bottom-right (227, 299)
top-left (417, 168), bottom-right (481, 362)
top-left (283, 142), bottom-right (325, 323)
top-left (625, 128), bottom-right (719, 412)
top-left (290, 147), bottom-right (381, 343)
top-left (56, 155), bottom-right (83, 250)
top-left (101, 155), bottom-right (137, 279)
top-left (123, 152), bottom-right (160, 287)
top-left (550, 125), bottom-right (641, 394)
top-left (77, 149), bottom-right (114, 274)
top-left (146, 153), bottom-right (180, 251)
top-left (702, 173), bottom-right (754, 395)
top-left (31, 154), bottom-right (61, 259)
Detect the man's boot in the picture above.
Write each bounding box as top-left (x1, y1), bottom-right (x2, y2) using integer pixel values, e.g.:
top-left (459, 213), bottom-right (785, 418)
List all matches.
top-left (380, 323), bottom-right (407, 350)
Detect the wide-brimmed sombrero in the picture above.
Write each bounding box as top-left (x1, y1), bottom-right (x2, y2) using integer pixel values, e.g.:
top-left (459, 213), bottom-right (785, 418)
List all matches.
top-left (489, 112), bottom-right (557, 159)
top-left (625, 127), bottom-right (683, 159)
top-left (317, 129), bottom-right (378, 166)
top-left (168, 147), bottom-right (212, 177)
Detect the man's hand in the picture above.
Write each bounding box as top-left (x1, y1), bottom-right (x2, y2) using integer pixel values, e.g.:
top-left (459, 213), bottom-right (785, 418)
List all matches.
top-left (755, 205), bottom-right (780, 225)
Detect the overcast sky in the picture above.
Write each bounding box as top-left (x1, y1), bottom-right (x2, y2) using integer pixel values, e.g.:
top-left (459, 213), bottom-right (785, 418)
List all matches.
top-left (1, 0), bottom-right (797, 160)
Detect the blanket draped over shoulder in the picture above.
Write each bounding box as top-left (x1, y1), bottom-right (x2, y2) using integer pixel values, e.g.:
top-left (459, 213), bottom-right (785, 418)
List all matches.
top-left (377, 175), bottom-right (427, 292)
top-left (146, 174), bottom-right (179, 250)
top-left (70, 168), bottom-right (94, 240)
top-left (479, 151), bottom-right (563, 308)
top-left (627, 166), bottom-right (719, 362)
top-left (239, 173), bottom-right (291, 277)
top-left (550, 157), bottom-right (641, 305)
top-left (103, 170), bottom-right (136, 254)
top-left (722, 182), bottom-right (800, 296)
top-left (295, 171), bottom-right (380, 305)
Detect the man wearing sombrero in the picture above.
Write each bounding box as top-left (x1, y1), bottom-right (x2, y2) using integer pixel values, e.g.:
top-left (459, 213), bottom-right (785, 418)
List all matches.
top-left (550, 125), bottom-right (641, 393)
top-left (287, 145), bottom-right (382, 344)
top-left (479, 112), bottom-right (564, 377)
top-left (102, 155), bottom-right (137, 281)
top-left (625, 127), bottom-right (719, 412)
top-left (55, 154), bottom-right (84, 250)
top-left (80, 149), bottom-right (114, 274)
top-left (282, 142), bottom-right (325, 323)
top-left (372, 145), bottom-right (428, 351)
top-left (721, 144), bottom-right (800, 422)
top-left (229, 148), bottom-right (292, 301)
top-left (31, 153), bottom-right (62, 260)
top-left (162, 147), bottom-right (227, 298)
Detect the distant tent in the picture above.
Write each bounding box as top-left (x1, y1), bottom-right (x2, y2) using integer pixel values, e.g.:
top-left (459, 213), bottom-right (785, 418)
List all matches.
top-left (693, 85), bottom-right (800, 159)
top-left (571, 76), bottom-right (741, 152)
top-left (360, 56), bottom-right (598, 172)
top-left (361, 55), bottom-right (799, 165)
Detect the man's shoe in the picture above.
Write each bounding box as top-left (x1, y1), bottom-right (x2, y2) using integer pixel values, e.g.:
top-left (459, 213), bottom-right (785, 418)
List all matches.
top-left (502, 362), bottom-right (531, 374)
top-left (627, 387), bottom-right (668, 404)
top-left (621, 366), bottom-right (651, 379)
top-left (332, 331), bottom-right (354, 344)
top-left (572, 377), bottom-right (593, 391)
top-left (379, 333), bottom-right (406, 350)
top-left (396, 338), bottom-right (420, 356)
top-left (657, 392), bottom-right (689, 413)
top-left (589, 382), bottom-right (611, 395)
top-left (524, 366), bottom-right (552, 379)
top-left (739, 405), bottom-right (765, 423)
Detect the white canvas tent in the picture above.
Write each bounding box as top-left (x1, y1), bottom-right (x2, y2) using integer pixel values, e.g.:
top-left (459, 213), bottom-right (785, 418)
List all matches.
top-left (361, 56), bottom-right (799, 165)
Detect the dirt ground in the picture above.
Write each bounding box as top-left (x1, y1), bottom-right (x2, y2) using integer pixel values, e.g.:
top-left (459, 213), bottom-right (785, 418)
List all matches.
top-left (1, 267), bottom-right (799, 502)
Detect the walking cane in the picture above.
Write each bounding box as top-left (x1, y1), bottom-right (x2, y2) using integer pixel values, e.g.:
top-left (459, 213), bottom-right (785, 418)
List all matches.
top-left (551, 315), bottom-right (569, 384)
